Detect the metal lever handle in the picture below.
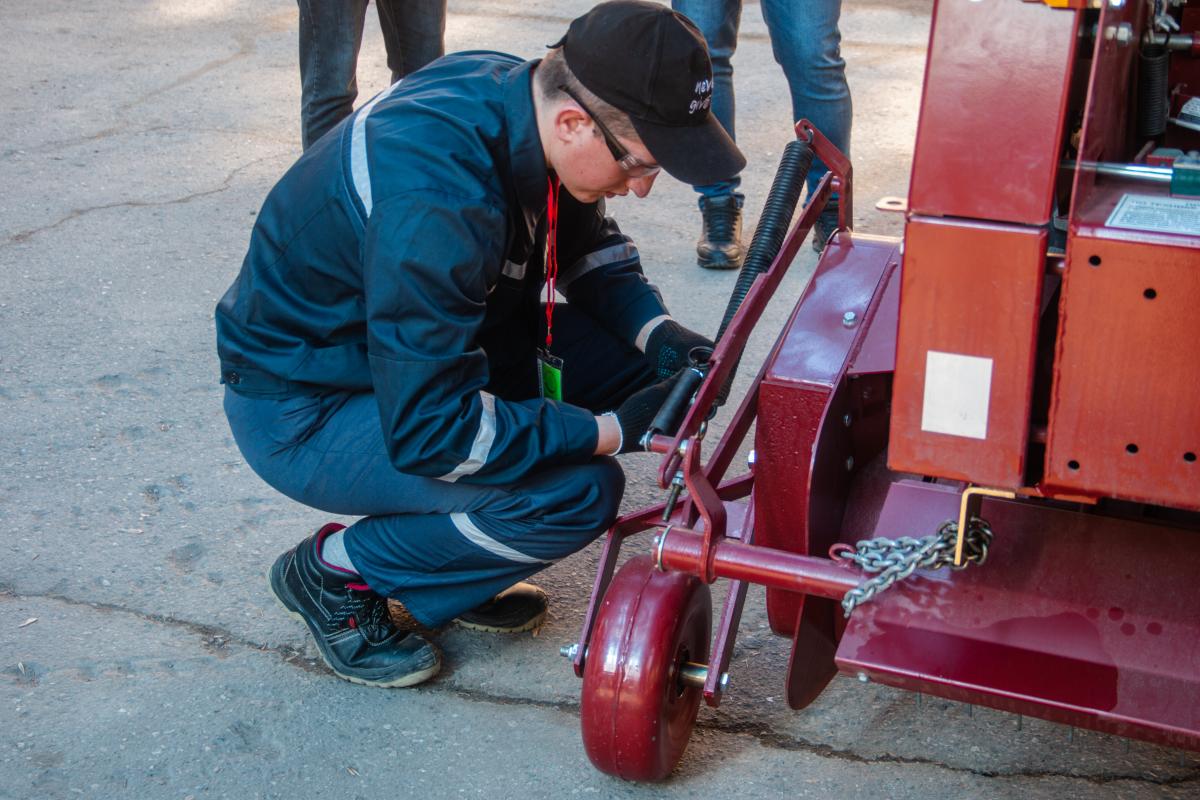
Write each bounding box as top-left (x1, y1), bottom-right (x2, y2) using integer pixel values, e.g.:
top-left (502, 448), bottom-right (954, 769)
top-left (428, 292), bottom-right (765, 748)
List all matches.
top-left (642, 363), bottom-right (706, 447)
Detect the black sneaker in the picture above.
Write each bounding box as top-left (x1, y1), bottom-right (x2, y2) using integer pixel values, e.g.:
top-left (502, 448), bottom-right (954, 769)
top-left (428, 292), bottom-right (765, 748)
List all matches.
top-left (454, 582), bottom-right (548, 633)
top-left (696, 195), bottom-right (744, 270)
top-left (812, 199), bottom-right (841, 254)
top-left (269, 523), bottom-right (441, 688)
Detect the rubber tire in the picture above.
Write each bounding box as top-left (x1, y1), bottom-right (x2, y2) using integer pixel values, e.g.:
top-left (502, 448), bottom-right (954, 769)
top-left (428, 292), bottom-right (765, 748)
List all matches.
top-left (580, 555), bottom-right (712, 781)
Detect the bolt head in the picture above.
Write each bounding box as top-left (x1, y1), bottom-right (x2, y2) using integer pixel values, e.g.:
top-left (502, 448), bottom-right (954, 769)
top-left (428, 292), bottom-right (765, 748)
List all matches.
top-left (857, 671), bottom-right (870, 683)
top-left (842, 311), bottom-right (858, 327)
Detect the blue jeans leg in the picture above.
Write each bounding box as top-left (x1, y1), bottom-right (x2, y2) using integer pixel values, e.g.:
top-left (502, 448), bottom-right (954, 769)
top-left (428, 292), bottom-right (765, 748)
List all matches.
top-left (760, 0), bottom-right (852, 195)
top-left (296, 0), bottom-right (446, 151)
top-left (375, 0), bottom-right (446, 83)
top-left (672, 0), bottom-right (743, 203)
top-left (297, 0), bottom-right (370, 150)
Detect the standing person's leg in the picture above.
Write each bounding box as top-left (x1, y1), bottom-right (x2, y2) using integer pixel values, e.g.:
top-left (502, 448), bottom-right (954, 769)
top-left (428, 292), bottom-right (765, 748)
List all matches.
top-left (297, 0), bottom-right (370, 150)
top-left (375, 0), bottom-right (447, 83)
top-left (672, 0), bottom-right (746, 270)
top-left (760, 0), bottom-right (852, 248)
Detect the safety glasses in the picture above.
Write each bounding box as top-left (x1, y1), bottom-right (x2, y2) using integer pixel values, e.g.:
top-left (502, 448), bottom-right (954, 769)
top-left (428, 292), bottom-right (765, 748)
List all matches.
top-left (559, 85), bottom-right (662, 179)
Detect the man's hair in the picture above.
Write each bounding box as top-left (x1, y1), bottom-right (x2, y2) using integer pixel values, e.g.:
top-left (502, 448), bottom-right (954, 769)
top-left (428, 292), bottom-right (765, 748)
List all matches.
top-left (536, 48), bottom-right (638, 141)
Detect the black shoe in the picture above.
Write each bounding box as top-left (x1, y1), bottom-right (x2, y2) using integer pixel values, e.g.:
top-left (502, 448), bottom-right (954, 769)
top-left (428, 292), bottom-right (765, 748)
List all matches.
top-left (696, 195), bottom-right (744, 270)
top-left (454, 582), bottom-right (548, 633)
top-left (269, 523), bottom-right (441, 688)
top-left (812, 199), bottom-right (841, 254)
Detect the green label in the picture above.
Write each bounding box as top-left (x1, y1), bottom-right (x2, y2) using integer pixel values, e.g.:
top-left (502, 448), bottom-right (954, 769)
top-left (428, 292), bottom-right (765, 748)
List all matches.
top-left (540, 359), bottom-right (563, 401)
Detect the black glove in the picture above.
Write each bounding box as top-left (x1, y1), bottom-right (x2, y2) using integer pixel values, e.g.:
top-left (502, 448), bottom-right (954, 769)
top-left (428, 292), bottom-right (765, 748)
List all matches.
top-left (645, 320), bottom-right (714, 381)
top-left (611, 379), bottom-right (675, 454)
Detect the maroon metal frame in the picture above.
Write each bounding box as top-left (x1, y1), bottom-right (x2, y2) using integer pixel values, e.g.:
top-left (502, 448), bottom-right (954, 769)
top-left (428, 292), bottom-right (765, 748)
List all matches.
top-left (571, 120), bottom-right (854, 699)
top-left (574, 0), bottom-right (1200, 764)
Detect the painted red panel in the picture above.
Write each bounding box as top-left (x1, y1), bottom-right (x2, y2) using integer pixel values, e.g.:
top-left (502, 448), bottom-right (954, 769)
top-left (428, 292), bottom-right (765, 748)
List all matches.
top-left (908, 0), bottom-right (1078, 224)
top-left (837, 481), bottom-right (1200, 752)
top-left (1044, 233), bottom-right (1200, 510)
top-left (753, 234), bottom-right (899, 637)
top-left (889, 217), bottom-right (1046, 488)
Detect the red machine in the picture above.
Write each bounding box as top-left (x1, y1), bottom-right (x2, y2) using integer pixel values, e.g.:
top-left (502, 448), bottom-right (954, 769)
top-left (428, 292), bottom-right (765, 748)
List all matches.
top-left (566, 0), bottom-right (1200, 781)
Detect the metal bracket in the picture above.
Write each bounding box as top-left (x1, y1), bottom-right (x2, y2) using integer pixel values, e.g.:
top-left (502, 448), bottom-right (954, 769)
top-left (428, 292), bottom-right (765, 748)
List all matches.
top-left (955, 486), bottom-right (1016, 565)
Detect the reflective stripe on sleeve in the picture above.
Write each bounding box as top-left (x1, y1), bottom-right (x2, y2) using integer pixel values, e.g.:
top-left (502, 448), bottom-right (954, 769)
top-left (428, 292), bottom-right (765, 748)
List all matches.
top-left (449, 512), bottom-right (550, 564)
top-left (437, 391), bottom-right (497, 482)
top-left (350, 82), bottom-right (404, 218)
top-left (556, 241), bottom-right (638, 290)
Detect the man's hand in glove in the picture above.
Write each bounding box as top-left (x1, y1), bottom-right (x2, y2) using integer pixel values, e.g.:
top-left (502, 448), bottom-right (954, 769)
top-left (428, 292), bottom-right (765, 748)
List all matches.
top-left (644, 319), bottom-right (714, 381)
top-left (595, 379), bottom-right (676, 455)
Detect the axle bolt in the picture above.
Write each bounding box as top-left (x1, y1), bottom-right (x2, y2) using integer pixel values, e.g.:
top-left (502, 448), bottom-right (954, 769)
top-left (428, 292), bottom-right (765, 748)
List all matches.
top-left (560, 644), bottom-right (579, 659)
top-left (842, 311), bottom-right (858, 327)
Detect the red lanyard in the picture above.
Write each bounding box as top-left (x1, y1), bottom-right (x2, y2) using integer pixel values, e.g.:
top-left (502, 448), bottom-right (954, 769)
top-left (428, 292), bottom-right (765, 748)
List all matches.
top-left (544, 175), bottom-right (560, 349)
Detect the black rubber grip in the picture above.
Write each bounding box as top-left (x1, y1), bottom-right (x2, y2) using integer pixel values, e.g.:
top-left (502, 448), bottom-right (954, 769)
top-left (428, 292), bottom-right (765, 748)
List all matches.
top-left (645, 367), bottom-right (705, 443)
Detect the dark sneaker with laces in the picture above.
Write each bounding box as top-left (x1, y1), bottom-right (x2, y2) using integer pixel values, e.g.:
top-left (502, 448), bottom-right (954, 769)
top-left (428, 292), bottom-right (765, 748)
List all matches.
top-left (454, 582), bottom-right (548, 633)
top-left (696, 194), bottom-right (744, 270)
top-left (269, 523), bottom-right (441, 688)
top-left (812, 198), bottom-right (841, 254)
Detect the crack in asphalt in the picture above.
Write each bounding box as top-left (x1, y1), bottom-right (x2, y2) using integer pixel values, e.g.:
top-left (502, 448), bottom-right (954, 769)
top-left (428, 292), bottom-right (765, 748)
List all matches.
top-left (5, 588), bottom-right (1196, 787)
top-left (2, 154), bottom-right (282, 247)
top-left (116, 30), bottom-right (260, 115)
top-left (0, 9), bottom-right (292, 162)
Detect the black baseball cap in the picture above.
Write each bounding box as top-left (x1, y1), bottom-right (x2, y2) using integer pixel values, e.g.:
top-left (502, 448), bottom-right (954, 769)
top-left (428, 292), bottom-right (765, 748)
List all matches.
top-left (552, 0), bottom-right (745, 186)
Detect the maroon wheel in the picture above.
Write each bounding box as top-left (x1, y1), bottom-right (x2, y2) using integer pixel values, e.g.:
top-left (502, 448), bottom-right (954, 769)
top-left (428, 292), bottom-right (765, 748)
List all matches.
top-left (580, 555), bottom-right (712, 782)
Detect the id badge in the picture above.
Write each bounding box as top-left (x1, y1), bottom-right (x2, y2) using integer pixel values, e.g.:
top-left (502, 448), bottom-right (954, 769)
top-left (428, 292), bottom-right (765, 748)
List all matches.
top-left (537, 349), bottom-right (564, 401)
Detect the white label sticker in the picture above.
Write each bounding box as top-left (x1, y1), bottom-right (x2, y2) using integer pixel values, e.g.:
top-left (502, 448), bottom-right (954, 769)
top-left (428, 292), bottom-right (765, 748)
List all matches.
top-left (921, 351), bottom-right (993, 440)
top-left (1106, 194), bottom-right (1200, 236)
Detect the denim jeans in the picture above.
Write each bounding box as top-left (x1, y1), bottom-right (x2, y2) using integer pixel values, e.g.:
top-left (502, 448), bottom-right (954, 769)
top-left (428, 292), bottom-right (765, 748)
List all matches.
top-left (224, 306), bottom-right (655, 627)
top-left (297, 0), bottom-right (447, 150)
top-left (672, 0), bottom-right (852, 204)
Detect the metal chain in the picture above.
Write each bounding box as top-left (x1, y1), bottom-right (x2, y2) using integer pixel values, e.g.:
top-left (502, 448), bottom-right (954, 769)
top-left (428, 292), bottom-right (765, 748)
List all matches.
top-left (836, 517), bottom-right (994, 617)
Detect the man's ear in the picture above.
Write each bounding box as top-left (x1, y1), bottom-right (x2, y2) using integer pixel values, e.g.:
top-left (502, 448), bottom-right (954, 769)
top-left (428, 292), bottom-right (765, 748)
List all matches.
top-left (554, 104), bottom-right (592, 145)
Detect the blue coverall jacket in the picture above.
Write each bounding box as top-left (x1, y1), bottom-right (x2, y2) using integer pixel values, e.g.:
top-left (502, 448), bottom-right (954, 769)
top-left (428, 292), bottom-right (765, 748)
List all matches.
top-left (216, 52), bottom-right (669, 488)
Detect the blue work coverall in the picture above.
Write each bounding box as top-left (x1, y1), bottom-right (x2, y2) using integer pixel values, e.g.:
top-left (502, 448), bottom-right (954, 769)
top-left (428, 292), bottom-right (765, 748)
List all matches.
top-left (216, 53), bottom-right (664, 626)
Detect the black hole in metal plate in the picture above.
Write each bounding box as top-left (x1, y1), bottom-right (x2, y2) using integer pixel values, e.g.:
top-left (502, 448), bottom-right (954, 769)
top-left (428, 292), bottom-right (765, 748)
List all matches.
top-left (1126, 443), bottom-right (1139, 454)
top-left (1144, 288), bottom-right (1157, 299)
top-left (1088, 255), bottom-right (1101, 266)
top-left (1186, 452), bottom-right (1197, 463)
top-left (1068, 459), bottom-right (1080, 471)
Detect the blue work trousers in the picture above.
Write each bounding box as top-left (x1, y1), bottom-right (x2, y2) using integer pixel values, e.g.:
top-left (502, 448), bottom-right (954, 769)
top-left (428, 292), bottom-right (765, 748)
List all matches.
top-left (225, 306), bottom-right (655, 627)
top-left (672, 0), bottom-right (852, 203)
top-left (297, 0), bottom-right (447, 150)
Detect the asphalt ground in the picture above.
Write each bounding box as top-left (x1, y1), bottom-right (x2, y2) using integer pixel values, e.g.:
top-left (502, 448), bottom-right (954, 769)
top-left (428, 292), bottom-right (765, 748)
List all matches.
top-left (1, 1), bottom-right (1197, 798)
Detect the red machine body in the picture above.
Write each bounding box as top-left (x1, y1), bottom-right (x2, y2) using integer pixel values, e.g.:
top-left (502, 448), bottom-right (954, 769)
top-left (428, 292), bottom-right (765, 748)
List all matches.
top-left (572, 0), bottom-right (1200, 781)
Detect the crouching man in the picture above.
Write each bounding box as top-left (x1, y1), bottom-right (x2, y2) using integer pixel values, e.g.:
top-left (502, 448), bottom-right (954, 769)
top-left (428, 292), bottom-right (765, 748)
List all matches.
top-left (215, 0), bottom-right (743, 687)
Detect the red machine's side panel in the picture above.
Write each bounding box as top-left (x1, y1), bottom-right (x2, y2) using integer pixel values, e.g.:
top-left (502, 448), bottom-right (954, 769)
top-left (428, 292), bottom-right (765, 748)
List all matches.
top-left (889, 218), bottom-right (1046, 489)
top-left (907, 0), bottom-right (1078, 225)
top-left (1044, 234), bottom-right (1200, 509)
